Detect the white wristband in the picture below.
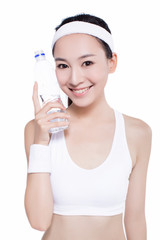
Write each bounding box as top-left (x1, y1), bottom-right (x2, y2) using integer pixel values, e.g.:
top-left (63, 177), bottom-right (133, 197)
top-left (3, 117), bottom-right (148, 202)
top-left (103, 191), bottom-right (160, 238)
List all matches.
top-left (28, 144), bottom-right (51, 174)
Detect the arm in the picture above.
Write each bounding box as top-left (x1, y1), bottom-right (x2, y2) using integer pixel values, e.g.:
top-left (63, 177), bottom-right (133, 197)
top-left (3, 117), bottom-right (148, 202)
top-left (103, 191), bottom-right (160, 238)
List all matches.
top-left (124, 119), bottom-right (152, 240)
top-left (24, 120), bottom-right (53, 231)
top-left (24, 82), bottom-right (69, 231)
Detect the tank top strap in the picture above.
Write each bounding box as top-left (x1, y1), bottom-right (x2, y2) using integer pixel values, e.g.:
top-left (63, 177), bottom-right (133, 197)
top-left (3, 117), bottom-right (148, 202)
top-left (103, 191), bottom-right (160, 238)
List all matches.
top-left (114, 109), bottom-right (126, 143)
top-left (114, 109), bottom-right (132, 167)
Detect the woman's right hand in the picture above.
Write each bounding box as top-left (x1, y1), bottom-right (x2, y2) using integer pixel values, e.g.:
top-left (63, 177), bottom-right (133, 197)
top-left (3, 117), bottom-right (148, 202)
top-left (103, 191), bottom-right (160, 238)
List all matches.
top-left (32, 81), bottom-right (70, 145)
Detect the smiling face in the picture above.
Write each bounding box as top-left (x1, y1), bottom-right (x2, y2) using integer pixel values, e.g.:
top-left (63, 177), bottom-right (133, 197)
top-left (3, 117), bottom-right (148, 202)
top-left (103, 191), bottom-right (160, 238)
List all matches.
top-left (53, 33), bottom-right (116, 108)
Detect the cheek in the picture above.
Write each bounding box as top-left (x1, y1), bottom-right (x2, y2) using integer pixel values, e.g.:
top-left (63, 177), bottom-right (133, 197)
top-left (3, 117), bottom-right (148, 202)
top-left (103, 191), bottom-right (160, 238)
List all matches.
top-left (56, 70), bottom-right (69, 87)
top-left (87, 65), bottom-right (108, 84)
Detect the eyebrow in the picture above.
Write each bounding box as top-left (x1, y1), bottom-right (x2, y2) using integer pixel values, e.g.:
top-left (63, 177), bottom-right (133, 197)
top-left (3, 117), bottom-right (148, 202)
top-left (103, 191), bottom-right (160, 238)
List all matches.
top-left (55, 54), bottom-right (96, 62)
top-left (78, 54), bottom-right (96, 59)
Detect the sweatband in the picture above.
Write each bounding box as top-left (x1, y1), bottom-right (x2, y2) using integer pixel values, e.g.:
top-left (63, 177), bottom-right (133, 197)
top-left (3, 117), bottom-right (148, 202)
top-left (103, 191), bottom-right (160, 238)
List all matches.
top-left (51, 21), bottom-right (114, 52)
top-left (27, 144), bottom-right (51, 174)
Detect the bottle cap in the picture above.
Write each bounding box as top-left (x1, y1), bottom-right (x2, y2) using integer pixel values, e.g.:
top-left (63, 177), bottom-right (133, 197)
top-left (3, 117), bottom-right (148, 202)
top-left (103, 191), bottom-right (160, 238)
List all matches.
top-left (34, 50), bottom-right (45, 60)
top-left (34, 50), bottom-right (60, 98)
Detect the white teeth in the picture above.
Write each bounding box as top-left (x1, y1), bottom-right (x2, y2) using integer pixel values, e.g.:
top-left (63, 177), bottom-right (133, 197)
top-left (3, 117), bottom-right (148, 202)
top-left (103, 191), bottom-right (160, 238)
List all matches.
top-left (72, 87), bottom-right (90, 94)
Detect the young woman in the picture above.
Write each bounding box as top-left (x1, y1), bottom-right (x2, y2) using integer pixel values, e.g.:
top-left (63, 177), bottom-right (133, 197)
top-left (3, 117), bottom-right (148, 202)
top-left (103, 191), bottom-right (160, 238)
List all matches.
top-left (24, 13), bottom-right (152, 240)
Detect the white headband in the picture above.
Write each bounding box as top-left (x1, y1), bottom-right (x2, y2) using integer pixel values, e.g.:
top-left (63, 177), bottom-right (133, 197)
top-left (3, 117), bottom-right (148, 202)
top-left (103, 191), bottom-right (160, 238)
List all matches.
top-left (51, 21), bottom-right (114, 52)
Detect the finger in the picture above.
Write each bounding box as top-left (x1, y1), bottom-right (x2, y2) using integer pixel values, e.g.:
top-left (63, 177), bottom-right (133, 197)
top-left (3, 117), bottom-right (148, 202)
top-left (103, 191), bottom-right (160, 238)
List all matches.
top-left (42, 101), bottom-right (66, 114)
top-left (46, 120), bottom-right (70, 129)
top-left (45, 111), bottom-right (71, 122)
top-left (32, 81), bottom-right (41, 114)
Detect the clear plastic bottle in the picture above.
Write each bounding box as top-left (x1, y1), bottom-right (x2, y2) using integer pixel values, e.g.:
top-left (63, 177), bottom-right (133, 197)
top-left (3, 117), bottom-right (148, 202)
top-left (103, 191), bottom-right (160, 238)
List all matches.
top-left (34, 50), bottom-right (68, 133)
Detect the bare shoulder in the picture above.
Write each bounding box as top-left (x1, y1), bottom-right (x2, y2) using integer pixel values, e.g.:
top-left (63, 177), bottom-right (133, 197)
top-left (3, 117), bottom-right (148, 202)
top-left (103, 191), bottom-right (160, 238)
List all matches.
top-left (24, 119), bottom-right (35, 162)
top-left (123, 113), bottom-right (152, 165)
top-left (123, 113), bottom-right (152, 140)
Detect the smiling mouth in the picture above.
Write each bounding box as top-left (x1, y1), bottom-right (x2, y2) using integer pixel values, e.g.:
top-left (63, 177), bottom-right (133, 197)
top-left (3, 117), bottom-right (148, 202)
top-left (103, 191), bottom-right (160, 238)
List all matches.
top-left (69, 86), bottom-right (93, 94)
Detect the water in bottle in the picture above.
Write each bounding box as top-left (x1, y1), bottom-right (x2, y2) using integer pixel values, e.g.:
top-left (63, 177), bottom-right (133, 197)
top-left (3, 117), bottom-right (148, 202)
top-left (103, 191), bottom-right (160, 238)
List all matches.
top-left (34, 50), bottom-right (68, 133)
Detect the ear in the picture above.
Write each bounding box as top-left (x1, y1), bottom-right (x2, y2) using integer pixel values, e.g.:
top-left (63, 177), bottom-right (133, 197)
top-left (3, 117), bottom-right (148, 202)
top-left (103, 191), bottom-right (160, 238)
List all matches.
top-left (108, 53), bottom-right (117, 73)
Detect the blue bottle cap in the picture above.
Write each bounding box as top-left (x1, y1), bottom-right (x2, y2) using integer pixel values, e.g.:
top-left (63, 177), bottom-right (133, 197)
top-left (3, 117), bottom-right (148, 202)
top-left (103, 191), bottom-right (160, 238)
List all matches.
top-left (34, 50), bottom-right (45, 58)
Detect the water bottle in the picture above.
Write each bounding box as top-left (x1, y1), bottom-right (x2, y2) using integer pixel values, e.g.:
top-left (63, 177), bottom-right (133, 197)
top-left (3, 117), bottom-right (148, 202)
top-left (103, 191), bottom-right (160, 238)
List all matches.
top-left (34, 50), bottom-right (68, 133)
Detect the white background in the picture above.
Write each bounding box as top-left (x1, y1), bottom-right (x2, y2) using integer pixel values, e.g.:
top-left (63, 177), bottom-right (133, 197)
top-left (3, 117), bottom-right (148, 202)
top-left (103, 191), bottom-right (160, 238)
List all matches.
top-left (0, 0), bottom-right (159, 239)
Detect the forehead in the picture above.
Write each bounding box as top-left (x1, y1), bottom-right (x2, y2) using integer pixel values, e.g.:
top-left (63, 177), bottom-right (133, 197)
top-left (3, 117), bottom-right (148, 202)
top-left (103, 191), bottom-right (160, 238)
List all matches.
top-left (54, 33), bottom-right (104, 57)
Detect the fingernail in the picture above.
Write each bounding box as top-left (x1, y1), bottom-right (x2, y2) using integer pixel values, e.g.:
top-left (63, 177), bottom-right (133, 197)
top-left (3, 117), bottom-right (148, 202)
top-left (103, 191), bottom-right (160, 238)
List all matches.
top-left (57, 99), bottom-right (65, 105)
top-left (56, 98), bottom-right (61, 102)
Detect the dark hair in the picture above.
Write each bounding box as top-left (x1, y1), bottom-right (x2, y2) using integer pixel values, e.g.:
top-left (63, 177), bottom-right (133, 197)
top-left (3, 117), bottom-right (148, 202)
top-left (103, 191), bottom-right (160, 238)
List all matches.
top-left (52, 13), bottom-right (113, 107)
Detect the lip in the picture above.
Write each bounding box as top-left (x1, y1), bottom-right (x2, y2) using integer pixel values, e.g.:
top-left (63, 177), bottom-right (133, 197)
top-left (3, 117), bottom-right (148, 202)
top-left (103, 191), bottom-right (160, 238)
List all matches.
top-left (69, 85), bottom-right (93, 97)
top-left (69, 86), bottom-right (93, 91)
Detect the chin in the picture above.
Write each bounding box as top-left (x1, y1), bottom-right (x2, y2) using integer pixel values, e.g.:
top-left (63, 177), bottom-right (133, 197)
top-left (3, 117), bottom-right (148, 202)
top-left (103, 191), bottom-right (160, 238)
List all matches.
top-left (69, 97), bottom-right (95, 108)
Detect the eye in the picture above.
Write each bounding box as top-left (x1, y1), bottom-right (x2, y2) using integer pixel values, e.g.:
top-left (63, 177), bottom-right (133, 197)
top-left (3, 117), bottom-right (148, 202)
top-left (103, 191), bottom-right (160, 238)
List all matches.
top-left (83, 61), bottom-right (93, 67)
top-left (57, 64), bottom-right (68, 69)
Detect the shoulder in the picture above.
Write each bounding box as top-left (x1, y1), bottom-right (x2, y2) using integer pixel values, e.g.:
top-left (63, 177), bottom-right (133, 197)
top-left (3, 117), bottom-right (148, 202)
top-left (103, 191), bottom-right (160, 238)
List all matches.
top-left (123, 113), bottom-right (152, 137)
top-left (123, 113), bottom-right (152, 164)
top-left (24, 119), bottom-right (35, 162)
top-left (123, 113), bottom-right (152, 141)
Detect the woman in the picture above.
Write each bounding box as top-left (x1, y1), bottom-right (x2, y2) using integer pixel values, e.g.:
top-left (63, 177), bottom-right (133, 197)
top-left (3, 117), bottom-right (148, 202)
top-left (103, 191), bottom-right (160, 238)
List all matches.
top-left (24, 13), bottom-right (152, 240)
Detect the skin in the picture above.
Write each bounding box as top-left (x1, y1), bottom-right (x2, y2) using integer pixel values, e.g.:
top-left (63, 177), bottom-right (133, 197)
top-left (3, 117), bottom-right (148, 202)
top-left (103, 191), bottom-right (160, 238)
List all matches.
top-left (24, 33), bottom-right (152, 240)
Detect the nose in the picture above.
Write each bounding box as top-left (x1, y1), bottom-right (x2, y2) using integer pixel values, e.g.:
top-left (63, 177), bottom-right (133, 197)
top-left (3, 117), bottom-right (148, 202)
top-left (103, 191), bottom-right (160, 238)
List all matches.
top-left (69, 66), bottom-right (84, 88)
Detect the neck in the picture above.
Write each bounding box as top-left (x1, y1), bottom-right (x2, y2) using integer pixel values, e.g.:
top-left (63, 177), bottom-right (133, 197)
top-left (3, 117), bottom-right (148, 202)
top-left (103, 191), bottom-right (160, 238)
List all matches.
top-left (67, 93), bottom-right (112, 121)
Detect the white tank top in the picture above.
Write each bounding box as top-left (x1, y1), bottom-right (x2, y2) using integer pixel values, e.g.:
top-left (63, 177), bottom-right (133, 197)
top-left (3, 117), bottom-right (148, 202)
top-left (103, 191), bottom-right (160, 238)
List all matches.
top-left (49, 109), bottom-right (132, 216)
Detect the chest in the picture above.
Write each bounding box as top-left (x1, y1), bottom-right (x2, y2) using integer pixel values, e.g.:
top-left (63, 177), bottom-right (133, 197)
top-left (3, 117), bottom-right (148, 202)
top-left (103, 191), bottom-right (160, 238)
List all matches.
top-left (50, 115), bottom-right (133, 215)
top-left (64, 124), bottom-right (115, 170)
top-left (50, 128), bottom-right (132, 212)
